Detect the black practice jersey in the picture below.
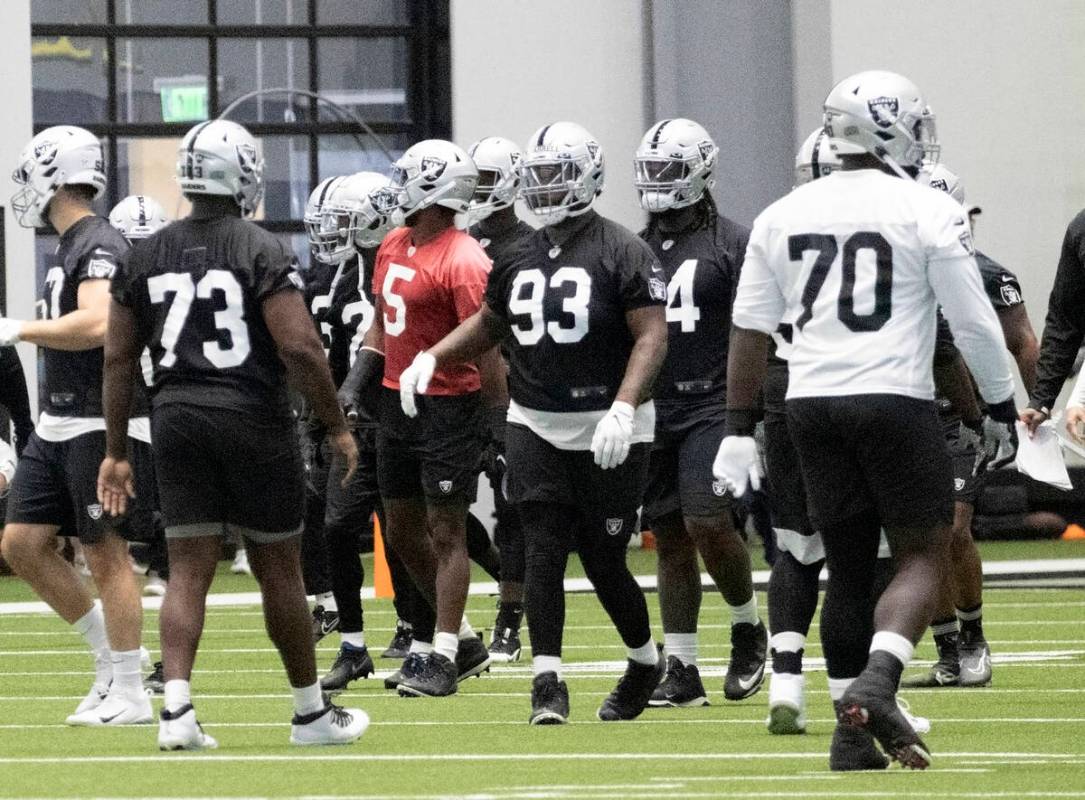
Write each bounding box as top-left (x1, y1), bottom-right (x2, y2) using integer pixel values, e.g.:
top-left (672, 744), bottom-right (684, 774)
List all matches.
top-left (485, 210), bottom-right (666, 413)
top-left (39, 216), bottom-right (140, 418)
top-left (112, 215), bottom-right (303, 421)
top-left (310, 252), bottom-right (377, 388)
top-left (470, 215), bottom-right (536, 269)
top-left (640, 212), bottom-right (749, 408)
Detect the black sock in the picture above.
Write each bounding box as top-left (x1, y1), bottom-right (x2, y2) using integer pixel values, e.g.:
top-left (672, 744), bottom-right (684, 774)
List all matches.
top-left (767, 552), bottom-right (822, 638)
top-left (771, 649), bottom-right (804, 675)
top-left (957, 604), bottom-right (984, 637)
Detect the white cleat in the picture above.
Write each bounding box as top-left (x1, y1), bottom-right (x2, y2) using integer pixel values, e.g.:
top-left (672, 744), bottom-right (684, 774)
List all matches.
top-left (765, 672), bottom-right (806, 735)
top-left (140, 647), bottom-right (152, 671)
top-left (143, 574), bottom-right (167, 597)
top-left (230, 548), bottom-right (252, 576)
top-left (290, 703), bottom-right (369, 746)
top-left (897, 696), bottom-right (931, 735)
top-left (159, 705), bottom-right (218, 750)
top-left (67, 687), bottom-right (153, 726)
top-left (68, 682), bottom-right (110, 721)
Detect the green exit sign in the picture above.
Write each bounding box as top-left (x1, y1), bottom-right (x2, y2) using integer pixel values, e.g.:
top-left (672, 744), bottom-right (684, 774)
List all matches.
top-left (156, 79), bottom-right (209, 123)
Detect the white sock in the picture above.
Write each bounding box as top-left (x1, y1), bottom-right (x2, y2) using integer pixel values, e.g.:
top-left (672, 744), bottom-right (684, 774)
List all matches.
top-left (628, 637), bottom-right (659, 666)
top-left (72, 603), bottom-right (111, 685)
top-left (534, 655), bottom-right (562, 681)
top-left (769, 631), bottom-right (806, 654)
top-left (110, 649), bottom-right (143, 693)
top-left (292, 681), bottom-right (325, 717)
top-left (827, 677), bottom-right (854, 701)
top-left (458, 617), bottom-right (475, 641)
top-left (408, 639), bottom-right (433, 656)
top-left (870, 631), bottom-right (914, 668)
top-left (434, 631), bottom-right (459, 663)
top-left (729, 595), bottom-right (759, 627)
top-left (341, 631), bottom-right (365, 649)
top-left (664, 632), bottom-right (698, 667)
top-left (315, 591), bottom-right (337, 613)
top-left (164, 679), bottom-right (191, 713)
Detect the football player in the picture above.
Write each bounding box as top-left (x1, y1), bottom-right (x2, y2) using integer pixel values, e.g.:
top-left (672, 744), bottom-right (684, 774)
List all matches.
top-left (399, 121), bottom-right (668, 724)
top-left (633, 118), bottom-right (767, 708)
top-left (344, 139), bottom-right (499, 698)
top-left (902, 164), bottom-right (1039, 690)
top-left (97, 119), bottom-right (367, 748)
top-left (467, 135), bottom-right (534, 662)
top-left (1, 126), bottom-right (155, 726)
top-left (715, 72), bottom-right (1017, 770)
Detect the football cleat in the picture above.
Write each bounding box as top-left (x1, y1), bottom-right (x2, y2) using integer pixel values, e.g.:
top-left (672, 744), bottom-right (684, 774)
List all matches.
top-left (829, 702), bottom-right (890, 772)
top-left (397, 652), bottom-right (458, 697)
top-left (488, 627), bottom-right (523, 663)
top-left (648, 656), bottom-right (709, 708)
top-left (144, 661), bottom-right (165, 695)
top-left (384, 652), bottom-right (426, 690)
top-left (896, 697), bottom-right (931, 735)
top-left (766, 671), bottom-right (806, 735)
top-left (381, 621), bottom-right (413, 659)
top-left (69, 682), bottom-right (110, 719)
top-left (902, 630), bottom-right (959, 688)
top-left (230, 548), bottom-right (252, 576)
top-left (724, 621), bottom-right (768, 700)
top-left (66, 686), bottom-right (153, 727)
top-left (311, 606), bottom-right (340, 643)
top-left (290, 702), bottom-right (369, 746)
top-left (957, 628), bottom-right (992, 687)
top-left (597, 657), bottom-right (665, 721)
top-left (320, 645), bottom-right (375, 692)
top-left (530, 671), bottom-right (570, 725)
top-left (456, 634), bottom-right (492, 681)
top-left (159, 704), bottom-right (217, 751)
top-left (143, 574), bottom-right (167, 597)
top-left (837, 682), bottom-right (932, 769)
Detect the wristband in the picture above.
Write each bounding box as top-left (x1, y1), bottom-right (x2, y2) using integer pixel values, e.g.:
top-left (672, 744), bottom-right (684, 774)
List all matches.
top-left (724, 408), bottom-right (758, 437)
top-left (987, 397), bottom-right (1019, 425)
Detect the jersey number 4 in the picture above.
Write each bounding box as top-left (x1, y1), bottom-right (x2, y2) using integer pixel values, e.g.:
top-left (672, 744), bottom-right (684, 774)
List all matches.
top-left (148, 270), bottom-right (251, 369)
top-left (789, 232), bottom-right (892, 332)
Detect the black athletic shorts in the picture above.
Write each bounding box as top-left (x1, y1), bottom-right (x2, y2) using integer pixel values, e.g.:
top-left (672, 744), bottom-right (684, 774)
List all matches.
top-left (946, 426), bottom-right (984, 506)
top-left (325, 426), bottom-right (381, 540)
top-left (376, 388), bottom-right (483, 505)
top-left (152, 403), bottom-right (304, 542)
top-left (5, 430), bottom-right (157, 545)
top-left (762, 359), bottom-right (822, 563)
top-left (505, 422), bottom-right (649, 543)
top-left (643, 411), bottom-right (730, 524)
top-left (786, 394), bottom-right (954, 530)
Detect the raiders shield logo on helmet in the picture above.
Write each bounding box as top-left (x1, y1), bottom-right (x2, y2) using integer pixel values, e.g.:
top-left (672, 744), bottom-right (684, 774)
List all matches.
top-left (438, 479), bottom-right (453, 494)
top-left (697, 139), bottom-right (715, 163)
top-left (33, 140), bottom-right (57, 165)
top-left (236, 143), bottom-right (259, 174)
top-left (420, 156), bottom-right (447, 180)
top-left (585, 140), bottom-right (600, 161)
top-left (867, 96), bottom-right (900, 128)
top-left (605, 517), bottom-right (624, 536)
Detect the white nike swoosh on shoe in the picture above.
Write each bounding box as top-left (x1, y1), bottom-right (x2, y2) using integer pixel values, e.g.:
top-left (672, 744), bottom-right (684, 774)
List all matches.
top-left (737, 670), bottom-right (764, 691)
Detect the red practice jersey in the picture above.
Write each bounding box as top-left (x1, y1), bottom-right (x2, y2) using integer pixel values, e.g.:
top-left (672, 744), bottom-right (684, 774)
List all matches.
top-left (372, 226), bottom-right (491, 394)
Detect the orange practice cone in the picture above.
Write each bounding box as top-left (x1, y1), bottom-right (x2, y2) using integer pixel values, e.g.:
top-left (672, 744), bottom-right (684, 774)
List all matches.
top-left (372, 514), bottom-right (395, 598)
top-left (1061, 524), bottom-right (1085, 541)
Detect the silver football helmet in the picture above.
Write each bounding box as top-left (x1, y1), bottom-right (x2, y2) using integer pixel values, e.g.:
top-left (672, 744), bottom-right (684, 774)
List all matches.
top-left (310, 171), bottom-right (394, 263)
top-left (385, 139), bottom-right (478, 227)
top-left (794, 127), bottom-right (842, 186)
top-left (822, 70), bottom-right (936, 177)
top-left (109, 194), bottom-right (169, 241)
top-left (634, 118), bottom-right (718, 212)
top-left (177, 119), bottom-right (264, 216)
top-left (467, 136), bottom-right (522, 221)
top-left (519, 122), bottom-right (604, 225)
top-left (11, 125), bottom-right (106, 228)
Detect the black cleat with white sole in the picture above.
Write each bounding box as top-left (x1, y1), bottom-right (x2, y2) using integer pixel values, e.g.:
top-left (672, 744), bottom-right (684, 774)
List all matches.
top-left (597, 657), bottom-right (665, 721)
top-left (311, 606), bottom-right (340, 643)
top-left (837, 682), bottom-right (931, 769)
top-left (957, 628), bottom-right (992, 687)
top-left (397, 652), bottom-right (458, 697)
top-left (529, 671), bottom-right (569, 725)
top-left (902, 631), bottom-right (959, 688)
top-left (724, 621), bottom-right (768, 700)
top-left (829, 701), bottom-right (890, 772)
top-left (455, 634), bottom-right (492, 681)
top-left (649, 655), bottom-right (709, 708)
top-left (382, 622), bottom-right (412, 660)
top-left (320, 645), bottom-right (375, 692)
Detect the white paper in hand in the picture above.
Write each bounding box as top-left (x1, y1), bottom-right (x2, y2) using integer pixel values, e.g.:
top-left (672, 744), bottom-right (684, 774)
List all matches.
top-left (1015, 421), bottom-right (1073, 490)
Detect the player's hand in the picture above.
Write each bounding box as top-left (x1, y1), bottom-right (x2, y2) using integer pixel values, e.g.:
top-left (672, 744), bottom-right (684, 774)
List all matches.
top-left (1065, 406), bottom-right (1085, 443)
top-left (96, 457), bottom-right (135, 518)
top-left (328, 428), bottom-right (359, 487)
top-left (591, 401), bottom-right (634, 469)
top-left (712, 436), bottom-right (762, 498)
top-left (0, 318), bottom-right (23, 347)
top-left (399, 351), bottom-right (436, 418)
top-left (974, 416), bottom-right (1018, 475)
top-left (1020, 407), bottom-right (1049, 438)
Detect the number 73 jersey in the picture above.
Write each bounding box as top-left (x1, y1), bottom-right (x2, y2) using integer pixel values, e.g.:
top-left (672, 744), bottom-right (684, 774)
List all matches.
top-left (111, 215), bottom-right (304, 420)
top-left (733, 169), bottom-right (991, 402)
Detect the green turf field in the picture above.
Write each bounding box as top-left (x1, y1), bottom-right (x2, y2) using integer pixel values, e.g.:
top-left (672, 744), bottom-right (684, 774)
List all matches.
top-left (1, 543), bottom-right (1085, 799)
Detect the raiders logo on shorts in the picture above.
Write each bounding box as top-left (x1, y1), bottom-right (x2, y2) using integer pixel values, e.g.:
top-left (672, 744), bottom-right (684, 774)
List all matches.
top-left (605, 517), bottom-right (624, 536)
top-left (438, 479), bottom-right (453, 494)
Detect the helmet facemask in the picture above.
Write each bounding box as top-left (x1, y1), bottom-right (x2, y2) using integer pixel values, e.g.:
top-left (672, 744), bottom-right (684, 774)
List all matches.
top-left (635, 156), bottom-right (697, 212)
top-left (469, 167), bottom-right (513, 222)
top-left (520, 158), bottom-right (592, 225)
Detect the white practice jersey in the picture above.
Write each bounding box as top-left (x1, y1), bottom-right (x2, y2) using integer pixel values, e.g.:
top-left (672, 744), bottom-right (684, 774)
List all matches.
top-left (734, 169), bottom-right (1014, 403)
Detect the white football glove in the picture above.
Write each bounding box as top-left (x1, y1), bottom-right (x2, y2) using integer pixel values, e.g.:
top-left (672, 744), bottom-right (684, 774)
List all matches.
top-left (712, 436), bottom-right (762, 498)
top-left (399, 351), bottom-right (436, 418)
top-left (0, 318), bottom-right (24, 347)
top-left (591, 401), bottom-right (635, 470)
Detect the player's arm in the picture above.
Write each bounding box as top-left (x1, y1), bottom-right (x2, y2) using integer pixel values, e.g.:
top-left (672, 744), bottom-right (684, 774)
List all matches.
top-left (16, 279), bottom-right (110, 351)
top-left (429, 303), bottom-right (508, 368)
top-left (932, 313), bottom-right (983, 426)
top-left (614, 305), bottom-right (667, 407)
top-left (98, 298), bottom-right (145, 515)
top-left (998, 303), bottom-right (1039, 396)
top-left (0, 346), bottom-right (33, 455)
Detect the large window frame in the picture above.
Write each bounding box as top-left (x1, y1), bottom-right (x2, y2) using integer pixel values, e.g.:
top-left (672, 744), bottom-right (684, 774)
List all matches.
top-left (31, 0), bottom-right (450, 234)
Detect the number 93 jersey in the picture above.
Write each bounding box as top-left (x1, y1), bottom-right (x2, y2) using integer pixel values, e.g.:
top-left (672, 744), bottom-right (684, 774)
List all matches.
top-left (733, 169), bottom-right (996, 402)
top-left (485, 210), bottom-right (666, 413)
top-left (111, 215), bottom-right (304, 421)
top-left (640, 212), bottom-right (749, 408)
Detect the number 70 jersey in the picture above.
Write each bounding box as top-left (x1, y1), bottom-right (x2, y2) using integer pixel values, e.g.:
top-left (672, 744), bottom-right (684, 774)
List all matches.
top-left (111, 215), bottom-right (304, 420)
top-left (733, 169), bottom-right (989, 402)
